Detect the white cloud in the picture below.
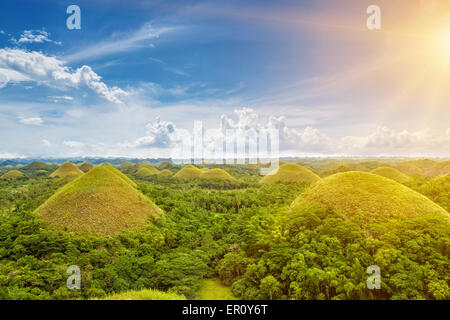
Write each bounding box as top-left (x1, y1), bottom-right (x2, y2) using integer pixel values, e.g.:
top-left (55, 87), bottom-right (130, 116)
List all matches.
top-left (64, 23), bottom-right (179, 62)
top-left (120, 117), bottom-right (177, 148)
top-left (0, 152), bottom-right (25, 159)
top-left (63, 141), bottom-right (84, 148)
top-left (19, 116), bottom-right (43, 125)
top-left (219, 108), bottom-right (333, 154)
top-left (42, 139), bottom-right (51, 147)
top-left (340, 126), bottom-right (450, 155)
top-left (12, 29), bottom-right (61, 45)
top-left (0, 30), bottom-right (5, 35)
top-left (0, 49), bottom-right (128, 103)
top-left (49, 95), bottom-right (73, 100)
top-left (48, 95), bottom-right (74, 103)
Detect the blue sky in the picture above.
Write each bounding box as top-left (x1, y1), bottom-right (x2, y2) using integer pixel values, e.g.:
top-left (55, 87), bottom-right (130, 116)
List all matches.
top-left (0, 0), bottom-right (449, 158)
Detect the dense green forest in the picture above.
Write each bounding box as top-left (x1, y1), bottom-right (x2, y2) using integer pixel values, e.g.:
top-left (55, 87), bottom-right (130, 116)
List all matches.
top-left (0, 160), bottom-right (448, 300)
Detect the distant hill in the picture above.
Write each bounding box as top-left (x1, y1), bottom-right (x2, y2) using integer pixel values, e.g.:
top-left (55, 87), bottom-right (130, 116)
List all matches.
top-left (24, 161), bottom-right (48, 170)
top-left (290, 172), bottom-right (449, 231)
top-left (322, 165), bottom-right (352, 177)
top-left (49, 162), bottom-right (84, 180)
top-left (1, 170), bottom-right (24, 180)
top-left (422, 161), bottom-right (450, 178)
top-left (133, 162), bottom-right (159, 174)
top-left (119, 161), bottom-right (135, 172)
top-left (158, 169), bottom-right (173, 176)
top-left (79, 162), bottom-right (94, 173)
top-left (159, 161), bottom-right (175, 170)
top-left (371, 167), bottom-right (411, 183)
top-left (417, 173), bottom-right (450, 212)
top-left (174, 164), bottom-right (202, 179)
top-left (396, 163), bottom-right (422, 176)
top-left (35, 166), bottom-right (161, 236)
top-left (403, 159), bottom-right (437, 170)
top-left (136, 167), bottom-right (158, 178)
top-left (261, 163), bottom-right (320, 184)
top-left (199, 168), bottom-right (233, 180)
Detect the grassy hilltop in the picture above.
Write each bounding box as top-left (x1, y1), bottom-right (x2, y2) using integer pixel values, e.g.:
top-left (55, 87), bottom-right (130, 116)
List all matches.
top-left (35, 166), bottom-right (161, 236)
top-left (49, 162), bottom-right (84, 180)
top-left (291, 171), bottom-right (449, 225)
top-left (261, 163), bottom-right (320, 184)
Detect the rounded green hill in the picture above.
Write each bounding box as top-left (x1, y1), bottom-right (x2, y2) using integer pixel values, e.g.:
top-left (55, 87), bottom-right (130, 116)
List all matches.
top-left (103, 165), bottom-right (137, 188)
top-left (199, 168), bottom-right (233, 180)
top-left (1, 170), bottom-right (24, 180)
top-left (158, 169), bottom-right (173, 176)
top-left (133, 162), bottom-right (159, 174)
top-left (119, 161), bottom-right (134, 172)
top-left (159, 161), bottom-right (175, 170)
top-left (371, 166), bottom-right (411, 183)
top-left (396, 163), bottom-right (422, 175)
top-left (25, 161), bottom-right (48, 169)
top-left (261, 163), bottom-right (320, 184)
top-left (174, 164), bottom-right (202, 179)
top-left (418, 173), bottom-right (450, 212)
top-left (79, 162), bottom-right (94, 173)
top-left (35, 166), bottom-right (161, 236)
top-left (50, 162), bottom-right (84, 180)
top-left (290, 171), bottom-right (449, 224)
top-left (403, 159), bottom-right (437, 170)
top-left (136, 167), bottom-right (158, 178)
top-left (422, 161), bottom-right (450, 178)
top-left (78, 162), bottom-right (93, 173)
top-left (322, 165), bottom-right (352, 177)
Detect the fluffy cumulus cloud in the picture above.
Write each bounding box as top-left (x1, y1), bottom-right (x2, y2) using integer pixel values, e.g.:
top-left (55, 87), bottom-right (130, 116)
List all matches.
top-left (119, 117), bottom-right (178, 149)
top-left (12, 29), bottom-right (61, 45)
top-left (341, 126), bottom-right (450, 155)
top-left (218, 108), bottom-right (333, 155)
top-left (113, 108), bottom-right (450, 158)
top-left (0, 49), bottom-right (128, 103)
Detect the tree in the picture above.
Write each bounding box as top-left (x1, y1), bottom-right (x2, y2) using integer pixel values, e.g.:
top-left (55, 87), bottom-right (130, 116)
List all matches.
top-left (259, 275), bottom-right (282, 300)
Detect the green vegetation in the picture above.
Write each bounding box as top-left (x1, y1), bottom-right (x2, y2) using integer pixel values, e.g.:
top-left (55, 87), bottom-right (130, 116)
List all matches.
top-left (371, 166), bottom-right (411, 183)
top-left (136, 167), bottom-right (158, 178)
top-left (133, 162), bottom-right (159, 174)
top-left (417, 173), bottom-right (450, 212)
top-left (49, 162), bottom-right (84, 180)
top-left (24, 161), bottom-right (48, 170)
top-left (1, 170), bottom-right (24, 180)
top-left (174, 164), bottom-right (202, 179)
top-left (199, 168), bottom-right (234, 180)
top-left (158, 169), bottom-right (173, 176)
top-left (261, 163), bottom-right (320, 184)
top-left (98, 289), bottom-right (186, 300)
top-left (197, 279), bottom-right (236, 300)
top-left (119, 161), bottom-right (135, 173)
top-left (291, 171), bottom-right (448, 225)
top-left (322, 165), bottom-right (353, 177)
top-left (159, 161), bottom-right (175, 170)
top-left (35, 166), bottom-right (162, 236)
top-left (0, 158), bottom-right (448, 300)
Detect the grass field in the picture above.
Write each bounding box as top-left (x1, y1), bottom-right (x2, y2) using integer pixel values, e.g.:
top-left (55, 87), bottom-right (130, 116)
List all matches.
top-left (196, 279), bottom-right (237, 300)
